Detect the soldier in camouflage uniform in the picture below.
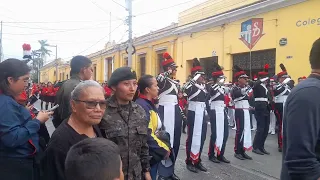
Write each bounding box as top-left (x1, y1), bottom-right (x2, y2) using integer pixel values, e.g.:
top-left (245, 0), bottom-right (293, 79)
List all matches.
top-left (99, 67), bottom-right (151, 180)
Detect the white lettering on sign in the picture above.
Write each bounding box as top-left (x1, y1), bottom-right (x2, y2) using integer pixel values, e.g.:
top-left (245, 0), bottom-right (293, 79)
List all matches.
top-left (252, 22), bottom-right (261, 37)
top-left (296, 17), bottom-right (320, 27)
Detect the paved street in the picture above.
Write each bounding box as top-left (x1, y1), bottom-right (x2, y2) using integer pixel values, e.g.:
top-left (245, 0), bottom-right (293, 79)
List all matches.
top-left (39, 101), bottom-right (282, 180)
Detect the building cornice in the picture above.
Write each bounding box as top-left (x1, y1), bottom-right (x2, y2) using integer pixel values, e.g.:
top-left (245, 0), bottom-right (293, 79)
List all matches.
top-left (173, 0), bottom-right (307, 35)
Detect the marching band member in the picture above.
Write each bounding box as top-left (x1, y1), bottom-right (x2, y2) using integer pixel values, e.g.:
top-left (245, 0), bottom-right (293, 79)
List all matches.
top-left (274, 63), bottom-right (291, 152)
top-left (156, 52), bottom-right (181, 180)
top-left (207, 62), bottom-right (230, 164)
top-left (252, 64), bottom-right (271, 156)
top-left (231, 65), bottom-right (253, 160)
top-left (183, 58), bottom-right (207, 173)
top-left (250, 75), bottom-right (257, 131)
top-left (268, 77), bottom-right (276, 135)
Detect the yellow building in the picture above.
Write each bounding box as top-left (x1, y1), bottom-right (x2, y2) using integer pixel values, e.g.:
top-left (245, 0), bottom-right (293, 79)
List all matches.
top-left (175, 0), bottom-right (319, 83)
top-left (40, 23), bottom-right (178, 83)
top-left (40, 0), bottom-right (318, 84)
top-left (40, 59), bottom-right (70, 83)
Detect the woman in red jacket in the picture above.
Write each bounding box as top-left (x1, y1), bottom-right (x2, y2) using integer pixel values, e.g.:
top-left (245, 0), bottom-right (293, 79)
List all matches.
top-left (40, 83), bottom-right (47, 110)
top-left (46, 82), bottom-right (55, 109)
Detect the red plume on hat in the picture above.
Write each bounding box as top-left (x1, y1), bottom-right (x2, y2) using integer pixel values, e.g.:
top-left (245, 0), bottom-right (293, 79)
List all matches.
top-left (258, 64), bottom-right (269, 77)
top-left (233, 65), bottom-right (248, 78)
top-left (253, 75), bottom-right (258, 80)
top-left (276, 63), bottom-right (288, 78)
top-left (211, 62), bottom-right (224, 77)
top-left (22, 43), bottom-right (32, 59)
top-left (162, 52), bottom-right (177, 68)
top-left (191, 58), bottom-right (204, 75)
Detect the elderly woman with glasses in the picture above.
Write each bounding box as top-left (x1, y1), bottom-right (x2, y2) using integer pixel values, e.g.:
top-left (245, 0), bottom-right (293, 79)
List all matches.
top-left (42, 80), bottom-right (106, 180)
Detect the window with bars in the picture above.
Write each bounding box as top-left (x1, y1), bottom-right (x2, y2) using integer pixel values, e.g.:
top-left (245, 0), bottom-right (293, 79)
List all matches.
top-left (199, 56), bottom-right (218, 80)
top-left (232, 49), bottom-right (276, 80)
top-left (124, 57), bottom-right (128, 67)
top-left (140, 56), bottom-right (146, 76)
top-left (93, 66), bottom-right (97, 81)
top-left (108, 58), bottom-right (112, 79)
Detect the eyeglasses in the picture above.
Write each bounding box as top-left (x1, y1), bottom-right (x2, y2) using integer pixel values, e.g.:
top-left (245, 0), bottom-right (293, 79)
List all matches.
top-left (74, 99), bottom-right (107, 109)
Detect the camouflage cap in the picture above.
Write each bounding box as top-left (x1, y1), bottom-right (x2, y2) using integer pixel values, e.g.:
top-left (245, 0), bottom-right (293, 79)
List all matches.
top-left (108, 67), bottom-right (137, 87)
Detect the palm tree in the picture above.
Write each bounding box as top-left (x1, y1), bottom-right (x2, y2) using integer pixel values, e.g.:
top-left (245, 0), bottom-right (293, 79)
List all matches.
top-left (38, 40), bottom-right (52, 64)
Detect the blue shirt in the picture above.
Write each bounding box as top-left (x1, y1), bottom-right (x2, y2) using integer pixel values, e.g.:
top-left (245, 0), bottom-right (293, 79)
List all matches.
top-left (0, 94), bottom-right (41, 158)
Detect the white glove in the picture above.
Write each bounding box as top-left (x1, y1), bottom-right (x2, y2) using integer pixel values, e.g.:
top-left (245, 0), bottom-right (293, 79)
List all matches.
top-left (241, 88), bottom-right (247, 95)
top-left (283, 77), bottom-right (291, 84)
top-left (260, 77), bottom-right (269, 83)
top-left (195, 83), bottom-right (205, 90)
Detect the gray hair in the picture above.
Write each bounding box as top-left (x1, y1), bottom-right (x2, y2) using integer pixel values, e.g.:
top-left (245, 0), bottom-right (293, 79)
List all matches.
top-left (71, 80), bottom-right (104, 100)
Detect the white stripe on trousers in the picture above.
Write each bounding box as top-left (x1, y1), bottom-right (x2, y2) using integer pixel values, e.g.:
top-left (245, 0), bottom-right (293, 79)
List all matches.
top-left (188, 101), bottom-right (205, 162)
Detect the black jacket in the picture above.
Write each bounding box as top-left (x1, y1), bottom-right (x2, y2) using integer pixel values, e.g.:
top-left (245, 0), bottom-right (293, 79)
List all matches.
top-left (41, 120), bottom-right (102, 180)
top-left (52, 75), bottom-right (81, 128)
top-left (281, 74), bottom-right (320, 180)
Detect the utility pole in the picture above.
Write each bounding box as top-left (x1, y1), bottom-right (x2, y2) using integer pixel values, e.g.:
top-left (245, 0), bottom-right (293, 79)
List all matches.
top-left (126, 0), bottom-right (133, 67)
top-left (0, 21), bottom-right (3, 62)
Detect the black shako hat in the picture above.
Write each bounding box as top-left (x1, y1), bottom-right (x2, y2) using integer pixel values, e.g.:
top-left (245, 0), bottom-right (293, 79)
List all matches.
top-left (108, 67), bottom-right (137, 87)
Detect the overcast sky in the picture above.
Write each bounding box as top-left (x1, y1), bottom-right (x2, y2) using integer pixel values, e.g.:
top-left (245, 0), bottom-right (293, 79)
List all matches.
top-left (0, 0), bottom-right (207, 62)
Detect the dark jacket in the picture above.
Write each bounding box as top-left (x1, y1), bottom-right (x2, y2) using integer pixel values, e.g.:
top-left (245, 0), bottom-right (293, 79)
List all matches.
top-left (52, 75), bottom-right (81, 128)
top-left (42, 120), bottom-right (102, 180)
top-left (99, 96), bottom-right (150, 180)
top-left (0, 94), bottom-right (40, 158)
top-left (135, 97), bottom-right (170, 166)
top-left (281, 74), bottom-right (320, 180)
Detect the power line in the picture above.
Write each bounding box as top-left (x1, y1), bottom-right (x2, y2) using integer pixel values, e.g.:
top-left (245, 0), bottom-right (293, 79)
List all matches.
top-left (89, 0), bottom-right (125, 21)
top-left (110, 0), bottom-right (127, 9)
top-left (63, 23), bottom-right (125, 59)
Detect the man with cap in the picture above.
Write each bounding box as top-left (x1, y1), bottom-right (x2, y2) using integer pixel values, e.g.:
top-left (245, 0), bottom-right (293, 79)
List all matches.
top-left (156, 52), bottom-right (181, 180)
top-left (207, 62), bottom-right (230, 164)
top-left (273, 63), bottom-right (291, 152)
top-left (252, 64), bottom-right (271, 156)
top-left (231, 65), bottom-right (253, 160)
top-left (99, 67), bottom-right (151, 180)
top-left (182, 58), bottom-right (208, 173)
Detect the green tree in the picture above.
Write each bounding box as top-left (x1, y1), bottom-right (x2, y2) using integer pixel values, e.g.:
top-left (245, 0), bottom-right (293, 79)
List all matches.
top-left (38, 40), bottom-right (52, 64)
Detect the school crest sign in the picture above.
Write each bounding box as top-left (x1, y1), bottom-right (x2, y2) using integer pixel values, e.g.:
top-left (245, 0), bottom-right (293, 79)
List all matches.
top-left (239, 18), bottom-right (265, 49)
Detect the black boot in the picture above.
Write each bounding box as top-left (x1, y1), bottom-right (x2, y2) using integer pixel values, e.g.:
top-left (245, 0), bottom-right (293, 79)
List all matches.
top-left (260, 148), bottom-right (270, 155)
top-left (217, 155), bottom-right (230, 163)
top-left (186, 164), bottom-right (198, 173)
top-left (158, 176), bottom-right (170, 180)
top-left (234, 153), bottom-right (245, 160)
top-left (252, 149), bottom-right (264, 155)
top-left (209, 155), bottom-right (220, 163)
top-left (242, 152), bottom-right (253, 160)
top-left (171, 173), bottom-right (180, 180)
top-left (195, 162), bottom-right (207, 172)
top-left (278, 147), bottom-right (282, 152)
